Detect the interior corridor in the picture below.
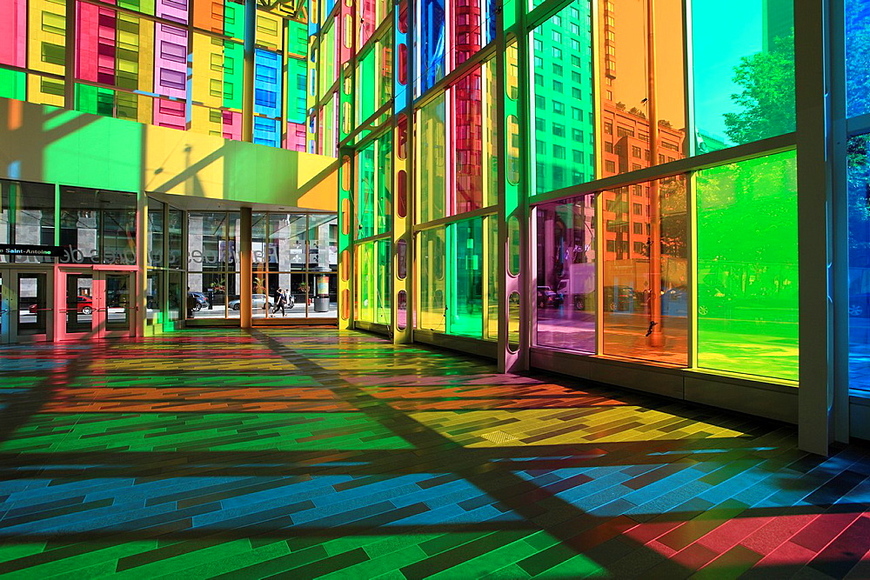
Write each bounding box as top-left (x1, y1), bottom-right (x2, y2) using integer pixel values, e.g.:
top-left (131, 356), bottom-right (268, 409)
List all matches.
top-left (0, 329), bottom-right (869, 578)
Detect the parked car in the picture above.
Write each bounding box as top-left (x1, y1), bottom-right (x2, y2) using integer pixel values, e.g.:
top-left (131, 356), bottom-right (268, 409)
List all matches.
top-left (537, 286), bottom-right (564, 308)
top-left (30, 295), bottom-right (93, 314)
top-left (574, 286), bottom-right (638, 311)
top-left (228, 294), bottom-right (273, 311)
top-left (188, 291), bottom-right (208, 311)
top-left (850, 293), bottom-right (870, 317)
top-left (661, 286), bottom-right (688, 317)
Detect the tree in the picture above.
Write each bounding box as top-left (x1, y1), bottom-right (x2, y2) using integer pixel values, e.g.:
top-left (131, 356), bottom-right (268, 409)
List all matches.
top-left (723, 33), bottom-right (795, 145)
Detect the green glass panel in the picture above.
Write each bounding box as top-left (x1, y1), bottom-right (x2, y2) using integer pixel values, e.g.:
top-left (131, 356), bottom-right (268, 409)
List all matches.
top-left (320, 25), bottom-right (335, 100)
top-left (696, 150), bottom-right (798, 381)
top-left (376, 239), bottom-right (391, 325)
top-left (447, 219), bottom-right (484, 339)
top-left (692, 0), bottom-right (794, 151)
top-left (0, 68), bottom-right (26, 101)
top-left (418, 227), bottom-right (446, 332)
top-left (376, 132), bottom-right (393, 234)
top-left (530, 0), bottom-right (594, 193)
top-left (287, 57), bottom-right (308, 123)
top-left (225, 0), bottom-right (246, 39)
top-left (357, 241), bottom-right (375, 322)
top-left (485, 216), bottom-right (499, 341)
top-left (357, 48), bottom-right (376, 125)
top-left (74, 84), bottom-right (115, 117)
top-left (357, 142), bottom-right (376, 238)
top-left (223, 42), bottom-right (245, 110)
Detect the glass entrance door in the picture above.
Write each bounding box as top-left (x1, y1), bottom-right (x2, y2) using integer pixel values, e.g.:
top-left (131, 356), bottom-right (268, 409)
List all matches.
top-left (59, 270), bottom-right (135, 340)
top-left (103, 272), bottom-right (134, 336)
top-left (0, 269), bottom-right (51, 344)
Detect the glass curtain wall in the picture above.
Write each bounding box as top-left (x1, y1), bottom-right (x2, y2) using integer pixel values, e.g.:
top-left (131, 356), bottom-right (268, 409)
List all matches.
top-left (530, 0), bottom-right (797, 384)
top-left (0, 0), bottom-right (310, 151)
top-left (846, 0), bottom-right (870, 397)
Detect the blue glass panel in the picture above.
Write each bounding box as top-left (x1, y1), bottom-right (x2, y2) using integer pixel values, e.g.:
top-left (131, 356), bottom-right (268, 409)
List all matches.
top-left (847, 0), bottom-right (870, 117)
top-left (253, 116), bottom-right (281, 147)
top-left (254, 49), bottom-right (282, 118)
top-left (418, 0), bottom-right (445, 95)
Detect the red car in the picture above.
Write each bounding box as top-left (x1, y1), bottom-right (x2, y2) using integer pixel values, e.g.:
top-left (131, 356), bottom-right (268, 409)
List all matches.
top-left (29, 296), bottom-right (93, 315)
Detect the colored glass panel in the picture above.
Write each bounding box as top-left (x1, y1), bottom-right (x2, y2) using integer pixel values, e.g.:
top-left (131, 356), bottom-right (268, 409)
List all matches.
top-left (357, 141), bottom-right (376, 238)
top-left (285, 121), bottom-right (306, 151)
top-left (0, 68), bottom-right (26, 101)
top-left (417, 0), bottom-right (445, 96)
top-left (599, 0), bottom-right (686, 178)
top-left (695, 151), bottom-right (798, 381)
top-left (483, 60), bottom-right (498, 208)
top-left (156, 0), bottom-right (188, 24)
top-left (452, 0), bottom-right (481, 68)
top-left (356, 48), bottom-right (376, 126)
top-left (418, 227), bottom-right (446, 332)
top-left (417, 94), bottom-right (446, 223)
top-left (691, 0), bottom-right (794, 151)
top-left (535, 195), bottom-right (596, 353)
top-left (485, 215), bottom-right (498, 340)
top-left (376, 238), bottom-right (391, 324)
top-left (254, 49), bottom-right (282, 119)
top-left (0, 0), bottom-right (27, 68)
top-left (847, 134), bottom-right (870, 396)
top-left (447, 218), bottom-right (484, 339)
top-left (376, 132), bottom-right (393, 234)
top-left (847, 0), bottom-right (870, 117)
top-left (253, 116), bottom-right (281, 147)
top-left (28, 0), bottom-right (66, 78)
top-left (192, 34), bottom-right (243, 112)
top-left (287, 57), bottom-right (307, 123)
top-left (601, 177), bottom-right (687, 365)
top-left (531, 0), bottom-right (594, 193)
top-left (453, 67), bottom-right (484, 214)
top-left (356, 239), bottom-right (390, 324)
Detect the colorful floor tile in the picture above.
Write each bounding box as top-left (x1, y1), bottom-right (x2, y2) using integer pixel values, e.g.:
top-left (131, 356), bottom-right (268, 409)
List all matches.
top-left (0, 328), bottom-right (869, 578)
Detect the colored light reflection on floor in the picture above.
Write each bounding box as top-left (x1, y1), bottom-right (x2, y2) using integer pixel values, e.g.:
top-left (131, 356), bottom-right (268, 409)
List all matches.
top-left (0, 328), bottom-right (868, 578)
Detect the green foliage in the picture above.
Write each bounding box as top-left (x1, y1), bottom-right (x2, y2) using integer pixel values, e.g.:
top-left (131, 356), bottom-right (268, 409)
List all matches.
top-left (847, 12), bottom-right (870, 116)
top-left (723, 34), bottom-right (795, 145)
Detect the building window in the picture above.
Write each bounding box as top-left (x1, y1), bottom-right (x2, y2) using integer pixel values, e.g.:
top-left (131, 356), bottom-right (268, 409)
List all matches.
top-left (553, 124), bottom-right (565, 137)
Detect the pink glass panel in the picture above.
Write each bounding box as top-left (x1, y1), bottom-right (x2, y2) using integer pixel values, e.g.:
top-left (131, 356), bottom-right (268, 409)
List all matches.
top-left (222, 110), bottom-right (242, 141)
top-left (157, 0), bottom-right (189, 24)
top-left (0, 0), bottom-right (27, 68)
top-left (154, 98), bottom-right (186, 130)
top-left (76, 2), bottom-right (101, 82)
top-left (452, 69), bottom-right (483, 214)
top-left (285, 122), bottom-right (307, 151)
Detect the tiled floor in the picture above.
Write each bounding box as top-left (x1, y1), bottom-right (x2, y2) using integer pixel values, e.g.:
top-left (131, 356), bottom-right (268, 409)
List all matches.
top-left (1, 328), bottom-right (869, 579)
